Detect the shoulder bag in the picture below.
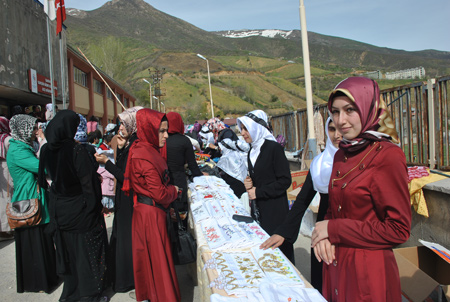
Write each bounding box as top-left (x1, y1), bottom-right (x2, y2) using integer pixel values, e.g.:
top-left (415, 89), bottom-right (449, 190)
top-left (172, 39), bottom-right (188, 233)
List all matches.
top-left (6, 184), bottom-right (42, 229)
top-left (172, 198), bottom-right (197, 265)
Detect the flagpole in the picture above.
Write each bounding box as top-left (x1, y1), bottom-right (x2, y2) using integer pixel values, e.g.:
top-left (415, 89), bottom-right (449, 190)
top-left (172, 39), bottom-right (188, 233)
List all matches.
top-left (59, 33), bottom-right (66, 109)
top-left (77, 47), bottom-right (127, 110)
top-left (46, 16), bottom-right (56, 116)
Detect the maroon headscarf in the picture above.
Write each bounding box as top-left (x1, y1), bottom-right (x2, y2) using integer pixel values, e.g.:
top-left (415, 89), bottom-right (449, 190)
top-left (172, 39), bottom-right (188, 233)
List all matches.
top-left (167, 112), bottom-right (184, 134)
top-left (0, 117), bottom-right (11, 159)
top-left (159, 112), bottom-right (184, 162)
top-left (122, 109), bottom-right (168, 195)
top-left (328, 77), bottom-right (398, 152)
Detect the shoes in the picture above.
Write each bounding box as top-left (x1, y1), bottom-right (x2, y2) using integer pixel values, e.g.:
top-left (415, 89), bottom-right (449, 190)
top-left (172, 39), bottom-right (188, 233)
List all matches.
top-left (98, 296), bottom-right (108, 302)
top-left (128, 291), bottom-right (148, 302)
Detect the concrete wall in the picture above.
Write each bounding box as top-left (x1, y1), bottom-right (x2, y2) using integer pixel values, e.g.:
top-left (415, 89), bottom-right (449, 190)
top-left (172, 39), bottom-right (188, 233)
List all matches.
top-left (0, 0), bottom-right (67, 102)
top-left (400, 188), bottom-right (450, 248)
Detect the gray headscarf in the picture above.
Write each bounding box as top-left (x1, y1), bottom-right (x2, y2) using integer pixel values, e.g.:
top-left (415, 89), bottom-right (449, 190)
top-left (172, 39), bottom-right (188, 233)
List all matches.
top-left (118, 106), bottom-right (143, 136)
top-left (9, 114), bottom-right (37, 146)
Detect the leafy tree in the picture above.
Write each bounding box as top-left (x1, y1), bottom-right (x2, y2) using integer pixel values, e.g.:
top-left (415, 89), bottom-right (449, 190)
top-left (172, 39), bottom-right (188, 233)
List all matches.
top-left (87, 36), bottom-right (127, 81)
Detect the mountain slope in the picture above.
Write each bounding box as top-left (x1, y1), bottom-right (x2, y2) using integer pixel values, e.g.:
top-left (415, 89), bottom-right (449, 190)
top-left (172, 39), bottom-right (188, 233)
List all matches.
top-left (64, 0), bottom-right (450, 119)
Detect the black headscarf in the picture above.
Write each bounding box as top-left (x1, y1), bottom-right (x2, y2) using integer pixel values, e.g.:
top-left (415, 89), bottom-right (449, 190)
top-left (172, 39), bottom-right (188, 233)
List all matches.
top-left (44, 110), bottom-right (80, 151)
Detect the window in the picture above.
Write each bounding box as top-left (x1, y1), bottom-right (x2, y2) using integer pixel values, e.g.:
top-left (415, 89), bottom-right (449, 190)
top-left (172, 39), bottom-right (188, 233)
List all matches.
top-left (107, 89), bottom-right (113, 99)
top-left (124, 97), bottom-right (129, 108)
top-left (94, 79), bottom-right (102, 94)
top-left (74, 67), bottom-right (87, 87)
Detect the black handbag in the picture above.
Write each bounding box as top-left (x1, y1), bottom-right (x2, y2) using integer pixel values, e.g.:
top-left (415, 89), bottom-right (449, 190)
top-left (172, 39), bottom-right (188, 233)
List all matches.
top-left (172, 202), bottom-right (197, 265)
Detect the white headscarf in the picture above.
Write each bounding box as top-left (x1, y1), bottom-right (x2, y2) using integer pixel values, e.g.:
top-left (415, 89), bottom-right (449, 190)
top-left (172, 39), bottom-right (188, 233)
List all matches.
top-left (310, 117), bottom-right (339, 194)
top-left (237, 110), bottom-right (276, 166)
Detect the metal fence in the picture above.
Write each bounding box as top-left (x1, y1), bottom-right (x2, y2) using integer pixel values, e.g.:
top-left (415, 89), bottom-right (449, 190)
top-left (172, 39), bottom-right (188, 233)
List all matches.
top-left (270, 76), bottom-right (450, 170)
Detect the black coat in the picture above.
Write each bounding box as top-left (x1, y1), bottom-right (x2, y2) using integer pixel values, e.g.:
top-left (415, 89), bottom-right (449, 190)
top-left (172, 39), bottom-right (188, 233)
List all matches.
top-left (166, 133), bottom-right (202, 211)
top-left (273, 170), bottom-right (329, 292)
top-left (249, 140), bottom-right (291, 235)
top-left (274, 171), bottom-right (329, 243)
top-left (104, 133), bottom-right (137, 292)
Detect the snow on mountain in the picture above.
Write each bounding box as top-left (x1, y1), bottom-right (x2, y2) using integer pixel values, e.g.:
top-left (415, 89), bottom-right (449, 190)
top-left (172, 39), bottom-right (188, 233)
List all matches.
top-left (66, 8), bottom-right (88, 18)
top-left (219, 29), bottom-right (294, 39)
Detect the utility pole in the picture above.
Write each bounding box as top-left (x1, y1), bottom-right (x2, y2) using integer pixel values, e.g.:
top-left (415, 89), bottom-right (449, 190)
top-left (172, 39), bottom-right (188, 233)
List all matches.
top-left (149, 68), bottom-right (165, 112)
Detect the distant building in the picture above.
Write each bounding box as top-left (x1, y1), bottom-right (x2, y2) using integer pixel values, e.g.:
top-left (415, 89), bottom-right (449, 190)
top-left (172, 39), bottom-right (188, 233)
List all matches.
top-left (365, 70), bottom-right (382, 80)
top-left (385, 67), bottom-right (426, 80)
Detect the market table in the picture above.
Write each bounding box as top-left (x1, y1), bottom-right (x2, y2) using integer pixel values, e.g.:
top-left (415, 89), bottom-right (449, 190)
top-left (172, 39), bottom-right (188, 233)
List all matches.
top-left (186, 178), bottom-right (317, 302)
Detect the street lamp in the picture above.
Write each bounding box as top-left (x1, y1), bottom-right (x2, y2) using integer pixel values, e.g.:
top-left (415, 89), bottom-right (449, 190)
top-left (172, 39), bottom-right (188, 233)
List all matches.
top-left (197, 53), bottom-right (214, 119)
top-left (152, 96), bottom-right (160, 112)
top-left (160, 102), bottom-right (165, 113)
top-left (143, 79), bottom-right (152, 109)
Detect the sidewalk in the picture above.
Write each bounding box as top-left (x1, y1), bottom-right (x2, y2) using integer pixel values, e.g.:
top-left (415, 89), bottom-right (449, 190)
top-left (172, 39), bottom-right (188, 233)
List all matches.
top-left (0, 215), bottom-right (313, 302)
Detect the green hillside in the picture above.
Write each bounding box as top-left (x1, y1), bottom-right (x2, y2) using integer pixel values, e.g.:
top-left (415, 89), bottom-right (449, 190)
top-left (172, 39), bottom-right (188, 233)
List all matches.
top-left (65, 0), bottom-right (450, 121)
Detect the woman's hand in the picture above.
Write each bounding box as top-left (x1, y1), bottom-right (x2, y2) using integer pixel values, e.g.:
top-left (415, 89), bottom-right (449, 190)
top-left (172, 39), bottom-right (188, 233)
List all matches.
top-left (311, 220), bottom-right (329, 247)
top-left (313, 239), bottom-right (335, 265)
top-left (94, 153), bottom-right (108, 164)
top-left (117, 135), bottom-right (127, 149)
top-left (247, 187), bottom-right (256, 199)
top-left (244, 176), bottom-right (253, 190)
top-left (37, 128), bottom-right (45, 140)
top-left (260, 234), bottom-right (285, 250)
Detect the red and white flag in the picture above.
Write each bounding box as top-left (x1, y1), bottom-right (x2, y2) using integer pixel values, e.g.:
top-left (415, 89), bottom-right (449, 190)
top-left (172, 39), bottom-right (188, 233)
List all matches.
top-left (55, 0), bottom-right (66, 35)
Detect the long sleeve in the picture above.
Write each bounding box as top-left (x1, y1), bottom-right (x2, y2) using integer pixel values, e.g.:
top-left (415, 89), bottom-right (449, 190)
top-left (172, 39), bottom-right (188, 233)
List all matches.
top-left (73, 145), bottom-right (102, 213)
top-left (255, 143), bottom-right (291, 199)
top-left (133, 158), bottom-right (178, 208)
top-left (105, 159), bottom-right (125, 183)
top-left (184, 140), bottom-right (202, 177)
top-left (14, 147), bottom-right (39, 174)
top-left (274, 171), bottom-right (317, 243)
top-left (328, 146), bottom-right (411, 249)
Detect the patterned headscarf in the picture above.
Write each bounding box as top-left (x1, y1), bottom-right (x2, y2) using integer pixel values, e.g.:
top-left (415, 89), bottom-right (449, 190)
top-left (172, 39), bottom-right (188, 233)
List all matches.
top-left (205, 117), bottom-right (226, 143)
top-left (9, 114), bottom-right (37, 146)
top-left (118, 106), bottom-right (143, 136)
top-left (328, 77), bottom-right (398, 152)
top-left (0, 117), bottom-right (11, 159)
top-left (74, 114), bottom-right (88, 142)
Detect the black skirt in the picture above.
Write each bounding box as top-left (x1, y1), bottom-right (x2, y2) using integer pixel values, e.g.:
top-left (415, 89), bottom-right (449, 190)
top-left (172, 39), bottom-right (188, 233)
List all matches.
top-left (15, 223), bottom-right (59, 293)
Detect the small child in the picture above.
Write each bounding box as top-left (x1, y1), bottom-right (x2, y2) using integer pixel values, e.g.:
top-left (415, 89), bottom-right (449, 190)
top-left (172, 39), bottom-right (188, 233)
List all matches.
top-left (97, 134), bottom-right (115, 217)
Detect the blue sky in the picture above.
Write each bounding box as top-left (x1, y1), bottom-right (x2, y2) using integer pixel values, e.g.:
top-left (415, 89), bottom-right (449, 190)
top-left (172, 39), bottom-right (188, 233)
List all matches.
top-left (64, 0), bottom-right (450, 52)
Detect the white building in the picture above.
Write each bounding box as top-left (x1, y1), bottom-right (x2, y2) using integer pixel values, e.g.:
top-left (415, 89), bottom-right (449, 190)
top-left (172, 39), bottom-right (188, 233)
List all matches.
top-left (385, 67), bottom-right (426, 80)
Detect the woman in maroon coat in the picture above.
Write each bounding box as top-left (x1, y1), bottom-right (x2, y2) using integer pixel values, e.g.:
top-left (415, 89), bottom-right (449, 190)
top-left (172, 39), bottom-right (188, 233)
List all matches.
top-left (312, 77), bottom-right (411, 302)
top-left (123, 108), bottom-right (180, 302)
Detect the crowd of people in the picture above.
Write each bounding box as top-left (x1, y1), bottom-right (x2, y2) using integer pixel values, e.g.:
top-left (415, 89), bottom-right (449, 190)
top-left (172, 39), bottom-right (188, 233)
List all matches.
top-left (0, 77), bottom-right (411, 302)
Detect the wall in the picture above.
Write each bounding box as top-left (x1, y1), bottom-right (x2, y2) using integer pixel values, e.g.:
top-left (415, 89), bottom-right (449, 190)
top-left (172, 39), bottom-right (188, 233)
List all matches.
top-left (0, 0), bottom-right (67, 105)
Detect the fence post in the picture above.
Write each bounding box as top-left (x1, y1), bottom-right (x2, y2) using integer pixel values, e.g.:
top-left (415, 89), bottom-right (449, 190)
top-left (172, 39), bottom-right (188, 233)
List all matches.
top-left (427, 79), bottom-right (436, 168)
top-left (293, 111), bottom-right (299, 150)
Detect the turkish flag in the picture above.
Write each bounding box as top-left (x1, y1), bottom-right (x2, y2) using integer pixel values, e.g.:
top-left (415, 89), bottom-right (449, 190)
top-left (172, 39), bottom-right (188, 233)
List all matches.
top-left (55, 0), bottom-right (66, 35)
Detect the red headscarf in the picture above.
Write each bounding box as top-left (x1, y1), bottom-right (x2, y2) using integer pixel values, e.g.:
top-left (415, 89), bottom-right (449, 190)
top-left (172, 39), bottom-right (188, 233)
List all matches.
top-left (167, 112), bottom-right (184, 134)
top-left (160, 112), bottom-right (185, 161)
top-left (122, 108), bottom-right (169, 195)
top-left (328, 77), bottom-right (398, 152)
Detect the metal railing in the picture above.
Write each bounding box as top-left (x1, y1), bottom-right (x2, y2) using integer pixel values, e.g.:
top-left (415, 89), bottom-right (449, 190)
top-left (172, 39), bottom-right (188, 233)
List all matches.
top-left (271, 76), bottom-right (450, 169)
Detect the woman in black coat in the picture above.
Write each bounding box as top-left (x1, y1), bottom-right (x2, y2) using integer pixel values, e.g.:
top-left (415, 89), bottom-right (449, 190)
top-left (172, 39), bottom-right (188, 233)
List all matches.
top-left (163, 112), bottom-right (203, 212)
top-left (39, 110), bottom-right (107, 302)
top-left (94, 106), bottom-right (142, 293)
top-left (260, 118), bottom-right (342, 292)
top-left (237, 110), bottom-right (294, 263)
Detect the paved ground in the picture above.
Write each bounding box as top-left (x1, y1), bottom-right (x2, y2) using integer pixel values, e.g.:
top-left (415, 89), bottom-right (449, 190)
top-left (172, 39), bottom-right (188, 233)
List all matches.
top-left (0, 214), bottom-right (313, 302)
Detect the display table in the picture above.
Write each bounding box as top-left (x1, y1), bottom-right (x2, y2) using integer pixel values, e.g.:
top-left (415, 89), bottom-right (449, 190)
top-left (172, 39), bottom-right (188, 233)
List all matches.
top-left (188, 177), bottom-right (320, 302)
